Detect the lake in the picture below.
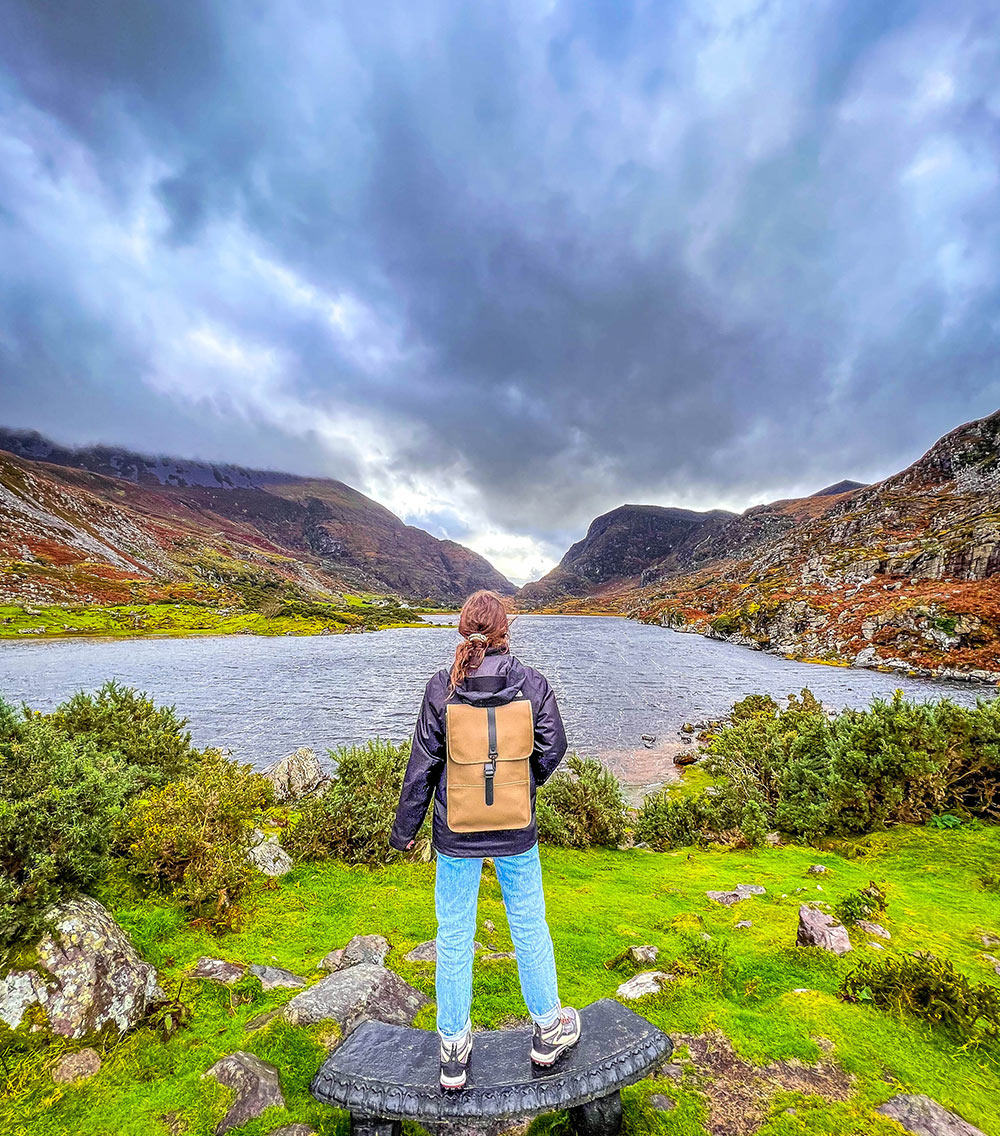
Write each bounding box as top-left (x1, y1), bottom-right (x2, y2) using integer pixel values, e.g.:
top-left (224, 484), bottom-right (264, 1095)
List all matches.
top-left (0, 615), bottom-right (993, 792)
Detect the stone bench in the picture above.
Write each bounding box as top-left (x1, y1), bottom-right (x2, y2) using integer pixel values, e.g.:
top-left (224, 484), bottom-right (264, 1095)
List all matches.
top-left (310, 998), bottom-right (672, 1135)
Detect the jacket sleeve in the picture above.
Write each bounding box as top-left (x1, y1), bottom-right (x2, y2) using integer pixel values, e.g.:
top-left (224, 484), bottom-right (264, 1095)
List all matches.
top-left (389, 673), bottom-right (447, 850)
top-left (530, 676), bottom-right (568, 787)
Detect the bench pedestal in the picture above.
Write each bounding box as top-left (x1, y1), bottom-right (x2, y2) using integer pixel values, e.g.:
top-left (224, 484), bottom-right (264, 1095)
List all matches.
top-left (313, 999), bottom-right (671, 1135)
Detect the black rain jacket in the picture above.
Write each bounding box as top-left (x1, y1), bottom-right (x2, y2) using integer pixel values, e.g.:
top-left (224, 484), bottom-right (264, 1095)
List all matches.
top-left (389, 649), bottom-right (568, 858)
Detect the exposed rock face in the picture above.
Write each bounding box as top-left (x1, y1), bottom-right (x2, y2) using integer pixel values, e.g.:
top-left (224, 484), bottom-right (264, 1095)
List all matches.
top-left (203, 1051), bottom-right (285, 1136)
top-left (627, 945), bottom-right (659, 966)
top-left (51, 1048), bottom-right (101, 1083)
top-left (282, 963), bottom-right (429, 1033)
top-left (796, 906), bottom-right (852, 955)
top-left (0, 897), bottom-right (162, 1038)
top-left (262, 750), bottom-right (327, 803)
top-left (616, 971), bottom-right (674, 999)
top-left (856, 920), bottom-right (891, 940)
top-left (876, 1094), bottom-right (986, 1136)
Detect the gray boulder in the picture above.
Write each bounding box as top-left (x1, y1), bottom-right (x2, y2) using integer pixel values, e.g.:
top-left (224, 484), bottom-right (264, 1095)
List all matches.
top-left (856, 919), bottom-right (891, 940)
top-left (876, 1094), bottom-right (986, 1136)
top-left (0, 897), bottom-right (162, 1038)
top-left (262, 747), bottom-right (328, 802)
top-left (203, 1051), bottom-right (285, 1136)
top-left (796, 905), bottom-right (852, 955)
top-left (283, 962), bottom-right (429, 1033)
top-left (627, 945), bottom-right (659, 966)
top-left (707, 884), bottom-right (766, 906)
top-left (248, 965), bottom-right (306, 991)
top-left (248, 834), bottom-right (293, 878)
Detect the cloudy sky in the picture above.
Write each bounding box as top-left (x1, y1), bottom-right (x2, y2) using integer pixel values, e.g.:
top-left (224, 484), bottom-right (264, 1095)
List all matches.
top-left (1, 1), bottom-right (998, 584)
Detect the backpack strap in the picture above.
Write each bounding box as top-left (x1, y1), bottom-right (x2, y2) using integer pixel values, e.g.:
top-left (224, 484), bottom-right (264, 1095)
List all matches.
top-left (484, 706), bottom-right (498, 807)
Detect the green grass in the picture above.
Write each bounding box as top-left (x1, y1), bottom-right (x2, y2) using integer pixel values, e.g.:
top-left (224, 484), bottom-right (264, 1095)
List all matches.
top-left (3, 826), bottom-right (1000, 1136)
top-left (0, 603), bottom-right (443, 641)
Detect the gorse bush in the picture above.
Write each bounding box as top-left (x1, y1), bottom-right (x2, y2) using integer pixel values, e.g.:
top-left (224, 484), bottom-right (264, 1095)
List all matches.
top-left (642, 688), bottom-right (1000, 848)
top-left (0, 702), bottom-right (136, 949)
top-left (537, 755), bottom-right (628, 849)
top-left (841, 952), bottom-right (1000, 1044)
top-left (285, 738), bottom-right (422, 865)
top-left (835, 881), bottom-right (888, 926)
top-left (46, 679), bottom-right (201, 791)
top-left (121, 750), bottom-right (274, 931)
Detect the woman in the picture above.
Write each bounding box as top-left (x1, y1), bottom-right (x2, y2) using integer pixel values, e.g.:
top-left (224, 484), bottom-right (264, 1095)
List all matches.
top-left (390, 590), bottom-right (580, 1090)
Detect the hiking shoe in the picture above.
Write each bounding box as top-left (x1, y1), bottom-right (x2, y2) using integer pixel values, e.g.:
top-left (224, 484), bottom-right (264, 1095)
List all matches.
top-left (439, 1030), bottom-right (472, 1090)
top-left (530, 1006), bottom-right (581, 1066)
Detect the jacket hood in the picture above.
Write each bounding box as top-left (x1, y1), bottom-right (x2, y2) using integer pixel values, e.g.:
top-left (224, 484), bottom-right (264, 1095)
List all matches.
top-left (451, 651), bottom-right (529, 704)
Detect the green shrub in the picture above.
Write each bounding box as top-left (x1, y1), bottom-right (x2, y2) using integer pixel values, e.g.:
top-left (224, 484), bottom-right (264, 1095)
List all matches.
top-left (835, 881), bottom-right (888, 925)
top-left (120, 750), bottom-right (274, 930)
top-left (46, 680), bottom-right (201, 791)
top-left (841, 952), bottom-right (1000, 1044)
top-left (536, 756), bottom-right (628, 849)
top-left (0, 704), bottom-right (135, 949)
top-left (284, 738), bottom-right (422, 865)
top-left (633, 790), bottom-right (721, 850)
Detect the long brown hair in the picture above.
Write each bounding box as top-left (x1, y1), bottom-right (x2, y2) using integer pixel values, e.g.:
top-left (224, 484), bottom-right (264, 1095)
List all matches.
top-left (449, 590), bottom-right (511, 693)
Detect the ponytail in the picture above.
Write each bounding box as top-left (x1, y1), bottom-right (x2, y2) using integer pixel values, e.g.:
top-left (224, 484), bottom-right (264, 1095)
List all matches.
top-left (448, 591), bottom-right (511, 695)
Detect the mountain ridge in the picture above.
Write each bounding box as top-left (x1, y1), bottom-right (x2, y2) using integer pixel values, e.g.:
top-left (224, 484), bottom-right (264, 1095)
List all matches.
top-left (0, 429), bottom-right (514, 606)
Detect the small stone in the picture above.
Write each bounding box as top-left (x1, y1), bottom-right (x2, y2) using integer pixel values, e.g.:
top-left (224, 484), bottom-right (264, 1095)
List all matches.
top-left (765, 832), bottom-right (781, 846)
top-left (736, 884), bottom-right (766, 896)
top-left (265, 1127), bottom-right (317, 1136)
top-left (403, 940), bottom-right (486, 963)
top-left (318, 948), bottom-right (344, 972)
top-left (856, 920), bottom-right (891, 940)
top-left (657, 1063), bottom-right (684, 1079)
top-left (248, 965), bottom-right (306, 990)
top-left (735, 920), bottom-right (752, 930)
top-left (698, 933), bottom-right (712, 942)
top-left (980, 933), bottom-right (1000, 948)
top-left (640, 734), bottom-right (657, 748)
top-left (245, 1010), bottom-right (279, 1032)
top-left (616, 971), bottom-right (674, 1000)
top-left (52, 1048), bottom-right (101, 1084)
top-left (342, 934), bottom-right (391, 968)
top-left (203, 1051), bottom-right (285, 1136)
top-left (796, 906), bottom-right (852, 955)
top-left (484, 919), bottom-right (496, 935)
top-left (981, 954), bottom-right (1000, 976)
top-left (807, 865), bottom-right (830, 875)
top-left (247, 836), bottom-right (293, 878)
top-left (706, 883), bottom-right (765, 906)
top-left (191, 958), bottom-right (247, 985)
top-left (480, 951), bottom-right (516, 960)
top-left (876, 1094), bottom-right (986, 1136)
top-left (627, 945), bottom-right (659, 965)
top-left (673, 750), bottom-right (698, 766)
top-left (868, 942), bottom-right (885, 951)
top-left (649, 1093), bottom-right (675, 1112)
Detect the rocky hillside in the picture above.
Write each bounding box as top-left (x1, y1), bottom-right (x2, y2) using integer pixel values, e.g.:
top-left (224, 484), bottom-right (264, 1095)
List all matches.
top-left (522, 411), bottom-right (1000, 681)
top-left (0, 430), bottom-right (513, 606)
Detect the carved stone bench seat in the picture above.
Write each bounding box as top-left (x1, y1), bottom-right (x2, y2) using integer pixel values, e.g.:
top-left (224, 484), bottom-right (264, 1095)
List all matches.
top-left (310, 998), bottom-right (673, 1135)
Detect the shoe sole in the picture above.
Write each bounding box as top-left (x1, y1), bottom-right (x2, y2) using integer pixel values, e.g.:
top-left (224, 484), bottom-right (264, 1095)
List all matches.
top-left (440, 1073), bottom-right (467, 1090)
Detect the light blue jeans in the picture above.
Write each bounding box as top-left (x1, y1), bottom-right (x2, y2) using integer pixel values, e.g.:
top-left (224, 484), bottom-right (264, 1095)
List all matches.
top-left (435, 843), bottom-right (562, 1042)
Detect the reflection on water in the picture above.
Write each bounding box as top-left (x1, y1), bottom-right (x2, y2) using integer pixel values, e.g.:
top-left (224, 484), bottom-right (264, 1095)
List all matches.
top-left (0, 616), bottom-right (992, 788)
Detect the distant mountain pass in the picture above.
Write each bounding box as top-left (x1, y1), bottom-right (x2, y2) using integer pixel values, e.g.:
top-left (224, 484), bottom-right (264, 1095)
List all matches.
top-left (0, 429), bottom-right (513, 606)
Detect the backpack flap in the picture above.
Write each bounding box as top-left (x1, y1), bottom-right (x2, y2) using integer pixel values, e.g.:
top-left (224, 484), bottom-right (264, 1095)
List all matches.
top-left (445, 698), bottom-right (534, 832)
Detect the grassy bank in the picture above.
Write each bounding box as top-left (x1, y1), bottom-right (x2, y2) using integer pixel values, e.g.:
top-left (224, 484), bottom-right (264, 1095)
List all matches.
top-left (0, 599), bottom-right (445, 640)
top-left (5, 824), bottom-right (1000, 1136)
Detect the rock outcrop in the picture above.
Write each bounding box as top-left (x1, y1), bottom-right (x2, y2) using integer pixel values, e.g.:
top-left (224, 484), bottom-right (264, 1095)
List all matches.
top-left (282, 962), bottom-right (428, 1033)
top-left (203, 1051), bottom-right (285, 1136)
top-left (0, 897), bottom-right (162, 1038)
top-left (261, 750), bottom-right (328, 803)
top-left (877, 1094), bottom-right (986, 1136)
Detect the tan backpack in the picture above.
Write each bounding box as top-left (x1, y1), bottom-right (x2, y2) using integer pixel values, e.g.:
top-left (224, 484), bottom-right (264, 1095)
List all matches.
top-left (445, 696), bottom-right (535, 832)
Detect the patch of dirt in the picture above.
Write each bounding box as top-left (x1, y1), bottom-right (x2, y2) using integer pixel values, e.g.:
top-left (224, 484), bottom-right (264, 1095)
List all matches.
top-left (667, 1031), bottom-right (853, 1136)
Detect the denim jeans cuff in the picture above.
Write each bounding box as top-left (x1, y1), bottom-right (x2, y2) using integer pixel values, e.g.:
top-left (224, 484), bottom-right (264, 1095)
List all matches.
top-left (531, 1003), bottom-right (562, 1030)
top-left (438, 1019), bottom-right (472, 1045)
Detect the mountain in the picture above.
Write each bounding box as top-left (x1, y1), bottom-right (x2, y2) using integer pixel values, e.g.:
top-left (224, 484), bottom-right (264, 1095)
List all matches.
top-left (520, 411), bottom-right (1000, 681)
top-left (519, 505), bottom-right (736, 605)
top-left (0, 429), bottom-right (514, 606)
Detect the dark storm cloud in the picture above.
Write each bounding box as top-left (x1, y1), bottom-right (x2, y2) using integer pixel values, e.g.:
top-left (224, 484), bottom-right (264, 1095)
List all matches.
top-left (1, 0), bottom-right (998, 580)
